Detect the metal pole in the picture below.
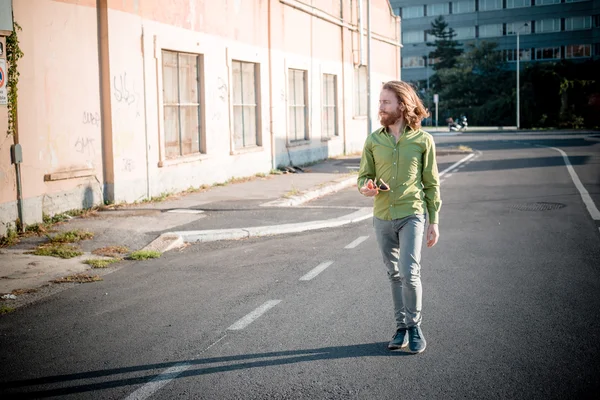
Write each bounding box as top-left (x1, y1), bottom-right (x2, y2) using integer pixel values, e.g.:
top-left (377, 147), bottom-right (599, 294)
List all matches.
top-left (516, 31), bottom-right (520, 130)
top-left (366, 0), bottom-right (372, 134)
top-left (426, 56), bottom-right (430, 91)
top-left (358, 0), bottom-right (365, 65)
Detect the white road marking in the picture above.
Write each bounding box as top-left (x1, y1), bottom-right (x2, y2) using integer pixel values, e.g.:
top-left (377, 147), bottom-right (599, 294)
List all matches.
top-left (299, 261), bottom-right (334, 281)
top-left (439, 153), bottom-right (475, 177)
top-left (227, 300), bottom-right (281, 330)
top-left (124, 334), bottom-right (227, 400)
top-left (344, 236), bottom-right (369, 249)
top-left (445, 174), bottom-right (453, 178)
top-left (537, 145), bottom-right (600, 220)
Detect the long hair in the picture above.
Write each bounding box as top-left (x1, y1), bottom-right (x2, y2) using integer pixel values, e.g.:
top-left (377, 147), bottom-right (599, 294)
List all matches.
top-left (382, 81), bottom-right (430, 130)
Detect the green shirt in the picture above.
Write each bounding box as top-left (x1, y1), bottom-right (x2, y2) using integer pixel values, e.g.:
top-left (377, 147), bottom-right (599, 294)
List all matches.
top-left (357, 126), bottom-right (442, 224)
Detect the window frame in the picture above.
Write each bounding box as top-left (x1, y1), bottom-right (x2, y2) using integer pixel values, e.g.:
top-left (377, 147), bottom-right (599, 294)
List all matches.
top-left (321, 73), bottom-right (338, 140)
top-left (452, 0), bottom-right (475, 14)
top-left (231, 60), bottom-right (261, 150)
top-left (402, 5), bottom-right (424, 19)
top-left (354, 65), bottom-right (368, 117)
top-left (479, 0), bottom-right (503, 12)
top-left (159, 49), bottom-right (205, 165)
top-left (287, 68), bottom-right (310, 143)
top-left (565, 44), bottom-right (591, 58)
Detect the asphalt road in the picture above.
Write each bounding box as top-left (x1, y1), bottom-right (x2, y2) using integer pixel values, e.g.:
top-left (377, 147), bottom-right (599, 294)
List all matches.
top-left (1, 132), bottom-right (599, 399)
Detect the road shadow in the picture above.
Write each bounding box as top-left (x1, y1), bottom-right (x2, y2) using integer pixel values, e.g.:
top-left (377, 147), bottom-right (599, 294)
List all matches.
top-left (1, 342), bottom-right (412, 398)
top-left (437, 155), bottom-right (590, 175)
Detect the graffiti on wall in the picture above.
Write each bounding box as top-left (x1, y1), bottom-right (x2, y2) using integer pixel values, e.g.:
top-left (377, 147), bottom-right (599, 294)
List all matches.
top-left (82, 111), bottom-right (100, 127)
top-left (113, 72), bottom-right (141, 117)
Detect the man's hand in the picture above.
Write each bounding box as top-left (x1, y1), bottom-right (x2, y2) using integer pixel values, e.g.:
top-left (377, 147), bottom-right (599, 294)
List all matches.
top-left (359, 179), bottom-right (379, 197)
top-left (426, 223), bottom-right (439, 248)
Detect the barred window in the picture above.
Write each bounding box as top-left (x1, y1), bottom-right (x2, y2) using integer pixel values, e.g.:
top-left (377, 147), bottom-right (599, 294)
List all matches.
top-left (354, 66), bottom-right (367, 116)
top-left (232, 60), bottom-right (260, 149)
top-left (288, 69), bottom-right (309, 141)
top-left (322, 74), bottom-right (338, 139)
top-left (162, 50), bottom-right (204, 159)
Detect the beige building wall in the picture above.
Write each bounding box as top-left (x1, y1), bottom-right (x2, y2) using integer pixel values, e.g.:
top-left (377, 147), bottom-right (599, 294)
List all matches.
top-left (1, 0), bottom-right (401, 235)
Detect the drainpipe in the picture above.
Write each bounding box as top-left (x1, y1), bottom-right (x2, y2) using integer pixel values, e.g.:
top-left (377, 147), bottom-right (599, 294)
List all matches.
top-left (340, 0), bottom-right (346, 155)
top-left (268, 0), bottom-right (276, 170)
top-left (366, 0), bottom-right (372, 134)
top-left (358, 0), bottom-right (364, 65)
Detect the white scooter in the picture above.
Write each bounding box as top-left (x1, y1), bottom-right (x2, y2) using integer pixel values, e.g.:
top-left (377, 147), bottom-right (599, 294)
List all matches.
top-left (448, 116), bottom-right (468, 132)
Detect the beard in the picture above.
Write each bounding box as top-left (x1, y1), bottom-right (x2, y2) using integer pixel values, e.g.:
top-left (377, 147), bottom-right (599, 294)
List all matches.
top-left (379, 108), bottom-right (402, 127)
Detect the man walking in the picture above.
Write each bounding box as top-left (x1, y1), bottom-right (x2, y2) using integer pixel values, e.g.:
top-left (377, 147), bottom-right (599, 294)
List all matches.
top-left (357, 81), bottom-right (441, 354)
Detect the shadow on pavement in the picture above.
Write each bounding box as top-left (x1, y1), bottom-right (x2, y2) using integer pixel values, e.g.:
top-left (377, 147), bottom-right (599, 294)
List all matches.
top-left (1, 342), bottom-right (412, 398)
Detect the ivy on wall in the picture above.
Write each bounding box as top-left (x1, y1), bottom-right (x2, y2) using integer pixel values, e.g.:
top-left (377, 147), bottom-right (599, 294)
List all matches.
top-left (6, 21), bottom-right (23, 136)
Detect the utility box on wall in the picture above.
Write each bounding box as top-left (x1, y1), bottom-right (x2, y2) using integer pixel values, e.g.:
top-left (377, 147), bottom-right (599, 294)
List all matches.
top-left (0, 0), bottom-right (13, 36)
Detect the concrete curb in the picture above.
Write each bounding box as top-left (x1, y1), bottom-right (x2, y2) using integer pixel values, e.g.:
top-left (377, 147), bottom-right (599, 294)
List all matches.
top-left (172, 207), bottom-right (373, 244)
top-left (260, 175), bottom-right (357, 207)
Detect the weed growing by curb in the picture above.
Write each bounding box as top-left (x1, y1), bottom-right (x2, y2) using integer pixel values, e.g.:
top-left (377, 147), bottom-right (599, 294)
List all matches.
top-left (128, 250), bottom-right (161, 260)
top-left (48, 230), bottom-right (94, 244)
top-left (31, 244), bottom-right (83, 259)
top-left (83, 258), bottom-right (120, 268)
top-left (0, 304), bottom-right (15, 315)
top-left (92, 246), bottom-right (129, 258)
top-left (51, 274), bottom-right (102, 283)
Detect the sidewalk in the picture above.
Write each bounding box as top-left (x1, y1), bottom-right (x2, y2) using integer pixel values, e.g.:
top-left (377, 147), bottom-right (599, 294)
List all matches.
top-left (0, 151), bottom-right (466, 311)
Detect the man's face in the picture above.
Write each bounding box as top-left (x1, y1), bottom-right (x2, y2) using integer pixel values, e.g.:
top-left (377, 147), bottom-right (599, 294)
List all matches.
top-left (379, 89), bottom-right (403, 127)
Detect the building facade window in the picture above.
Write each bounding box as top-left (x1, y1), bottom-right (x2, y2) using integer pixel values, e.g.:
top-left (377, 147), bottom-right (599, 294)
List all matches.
top-left (565, 0), bottom-right (589, 2)
top-left (452, 0), bottom-right (475, 14)
top-left (428, 3), bottom-right (450, 16)
top-left (506, 0), bottom-right (530, 8)
top-left (402, 5), bottom-right (424, 18)
top-left (504, 48), bottom-right (532, 62)
top-left (479, 0), bottom-right (503, 11)
top-left (162, 50), bottom-right (204, 159)
top-left (402, 56), bottom-right (425, 68)
top-left (535, 0), bottom-right (560, 5)
top-left (564, 16), bottom-right (592, 31)
top-left (454, 26), bottom-right (476, 39)
top-left (232, 60), bottom-right (259, 149)
top-left (322, 74), bottom-right (338, 139)
top-left (535, 47), bottom-right (561, 60)
top-left (479, 23), bottom-right (503, 38)
top-left (403, 30), bottom-right (424, 44)
top-left (506, 22), bottom-right (531, 35)
top-left (565, 44), bottom-right (591, 58)
top-left (288, 69), bottom-right (308, 142)
top-left (355, 65), bottom-right (367, 116)
top-left (536, 18), bottom-right (561, 33)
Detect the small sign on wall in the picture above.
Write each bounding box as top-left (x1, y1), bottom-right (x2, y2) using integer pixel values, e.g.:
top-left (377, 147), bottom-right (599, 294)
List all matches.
top-left (0, 58), bottom-right (6, 105)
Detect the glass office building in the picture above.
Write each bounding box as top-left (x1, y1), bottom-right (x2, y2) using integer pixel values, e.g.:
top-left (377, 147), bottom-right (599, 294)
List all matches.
top-left (389, 0), bottom-right (599, 84)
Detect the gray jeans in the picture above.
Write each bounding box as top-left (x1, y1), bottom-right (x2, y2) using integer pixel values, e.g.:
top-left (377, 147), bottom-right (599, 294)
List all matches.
top-left (374, 215), bottom-right (426, 329)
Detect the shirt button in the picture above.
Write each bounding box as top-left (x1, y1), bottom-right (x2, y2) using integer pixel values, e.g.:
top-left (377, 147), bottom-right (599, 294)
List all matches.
top-left (393, 163), bottom-right (396, 165)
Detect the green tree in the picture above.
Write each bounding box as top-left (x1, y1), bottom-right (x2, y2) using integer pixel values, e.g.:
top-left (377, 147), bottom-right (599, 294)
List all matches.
top-left (426, 16), bottom-right (463, 72)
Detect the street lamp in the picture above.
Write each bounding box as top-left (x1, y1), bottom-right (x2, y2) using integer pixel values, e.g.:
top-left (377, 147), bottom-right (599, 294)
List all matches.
top-left (515, 23), bottom-right (528, 130)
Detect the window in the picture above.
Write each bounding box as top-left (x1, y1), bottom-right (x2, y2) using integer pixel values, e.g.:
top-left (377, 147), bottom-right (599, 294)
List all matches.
top-left (479, 24), bottom-right (503, 38)
top-left (428, 3), bottom-right (449, 16)
top-left (452, 0), bottom-right (475, 14)
top-left (322, 74), bottom-right (338, 139)
top-left (232, 61), bottom-right (259, 149)
top-left (402, 5), bottom-right (424, 19)
top-left (162, 50), bottom-right (203, 159)
top-left (506, 22), bottom-right (531, 35)
top-left (402, 56), bottom-right (425, 68)
top-left (537, 19), bottom-right (561, 33)
top-left (565, 16), bottom-right (592, 31)
top-left (454, 26), bottom-right (476, 39)
top-left (505, 48), bottom-right (532, 62)
top-left (288, 69), bottom-right (308, 141)
top-left (565, 0), bottom-right (589, 2)
top-left (354, 65), bottom-right (367, 116)
top-left (535, 47), bottom-right (561, 60)
top-left (479, 0), bottom-right (502, 11)
top-left (506, 0), bottom-right (530, 8)
top-left (535, 0), bottom-right (560, 4)
top-left (565, 44), bottom-right (591, 58)
top-left (403, 30), bottom-right (424, 44)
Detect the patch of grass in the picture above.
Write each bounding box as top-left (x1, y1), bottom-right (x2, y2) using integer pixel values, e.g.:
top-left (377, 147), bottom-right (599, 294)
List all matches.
top-left (140, 192), bottom-right (174, 203)
top-left (48, 230), bottom-right (94, 244)
top-left (270, 169), bottom-right (284, 175)
top-left (0, 224), bottom-right (19, 247)
top-left (127, 250), bottom-right (161, 260)
top-left (457, 145), bottom-right (473, 152)
top-left (43, 212), bottom-right (69, 224)
top-left (283, 186), bottom-right (302, 198)
top-left (31, 243), bottom-right (83, 259)
top-left (25, 223), bottom-right (50, 236)
top-left (0, 304), bottom-right (15, 315)
top-left (11, 288), bottom-right (38, 296)
top-left (51, 274), bottom-right (103, 283)
top-left (92, 246), bottom-right (129, 258)
top-left (83, 258), bottom-right (120, 268)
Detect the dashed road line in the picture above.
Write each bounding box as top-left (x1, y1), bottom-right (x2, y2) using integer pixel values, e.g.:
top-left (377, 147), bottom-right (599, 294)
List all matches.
top-left (299, 261), bottom-right (334, 281)
top-left (344, 236), bottom-right (369, 249)
top-left (227, 300), bottom-right (282, 330)
top-left (439, 153), bottom-right (475, 177)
